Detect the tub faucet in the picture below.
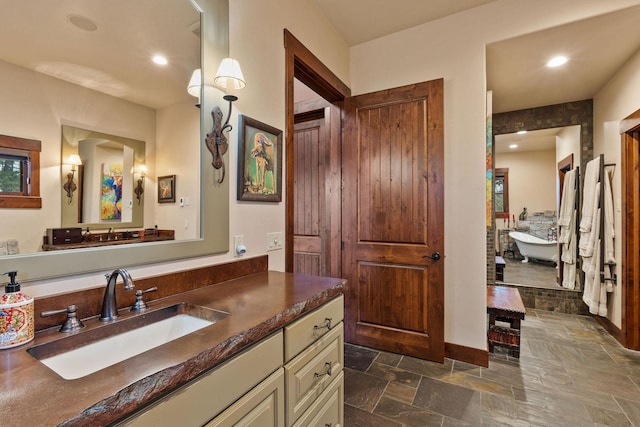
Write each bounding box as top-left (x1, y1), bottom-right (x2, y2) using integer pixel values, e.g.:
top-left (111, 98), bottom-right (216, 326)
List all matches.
top-left (99, 268), bottom-right (135, 322)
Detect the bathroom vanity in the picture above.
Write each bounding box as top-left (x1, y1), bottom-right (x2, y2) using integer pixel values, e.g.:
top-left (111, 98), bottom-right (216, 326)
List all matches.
top-left (121, 296), bottom-right (344, 426)
top-left (0, 262), bottom-right (345, 426)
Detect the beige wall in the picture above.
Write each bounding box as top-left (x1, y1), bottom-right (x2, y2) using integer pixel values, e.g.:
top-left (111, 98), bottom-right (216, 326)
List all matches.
top-left (155, 103), bottom-right (201, 241)
top-left (496, 150), bottom-right (557, 219)
top-left (593, 46), bottom-right (640, 328)
top-left (16, 0), bottom-right (640, 353)
top-left (556, 126), bottom-right (581, 171)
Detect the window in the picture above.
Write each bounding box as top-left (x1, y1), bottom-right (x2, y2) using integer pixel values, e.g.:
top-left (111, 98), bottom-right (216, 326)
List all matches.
top-left (494, 168), bottom-right (509, 219)
top-left (0, 134), bottom-right (41, 208)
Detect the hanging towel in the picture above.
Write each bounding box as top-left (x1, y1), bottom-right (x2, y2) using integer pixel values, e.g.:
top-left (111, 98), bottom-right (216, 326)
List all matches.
top-left (603, 168), bottom-right (615, 265)
top-left (579, 182), bottom-right (600, 258)
top-left (562, 260), bottom-right (577, 290)
top-left (591, 242), bottom-right (606, 316)
top-left (581, 206), bottom-right (610, 316)
top-left (561, 211), bottom-right (576, 264)
top-left (558, 169), bottom-right (576, 228)
top-left (580, 158), bottom-right (600, 232)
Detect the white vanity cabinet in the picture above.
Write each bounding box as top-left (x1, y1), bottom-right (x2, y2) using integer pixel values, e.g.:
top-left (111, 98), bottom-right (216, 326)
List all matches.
top-left (205, 369), bottom-right (285, 426)
top-left (119, 295), bottom-right (344, 427)
top-left (284, 295), bottom-right (344, 427)
top-left (120, 332), bottom-right (284, 427)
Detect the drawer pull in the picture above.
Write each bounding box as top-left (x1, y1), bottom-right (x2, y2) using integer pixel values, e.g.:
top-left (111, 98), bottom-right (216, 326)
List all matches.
top-left (314, 362), bottom-right (332, 379)
top-left (313, 317), bottom-right (333, 334)
top-left (325, 424), bottom-right (340, 427)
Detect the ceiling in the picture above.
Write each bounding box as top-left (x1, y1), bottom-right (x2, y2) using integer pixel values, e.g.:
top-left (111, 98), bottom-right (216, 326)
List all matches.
top-left (312, 0), bottom-right (498, 46)
top-left (0, 0), bottom-right (201, 110)
top-left (313, 1), bottom-right (640, 116)
top-left (486, 5), bottom-right (640, 114)
top-left (494, 128), bottom-right (563, 154)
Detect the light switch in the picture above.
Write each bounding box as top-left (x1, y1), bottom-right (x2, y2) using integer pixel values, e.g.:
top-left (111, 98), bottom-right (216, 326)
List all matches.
top-left (266, 232), bottom-right (284, 251)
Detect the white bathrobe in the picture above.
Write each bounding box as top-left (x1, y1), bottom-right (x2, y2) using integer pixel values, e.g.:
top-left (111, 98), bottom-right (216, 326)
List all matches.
top-left (579, 182), bottom-right (600, 259)
top-left (558, 169), bottom-right (576, 230)
top-left (581, 167), bottom-right (616, 315)
top-left (557, 169), bottom-right (582, 290)
top-left (579, 158), bottom-right (600, 233)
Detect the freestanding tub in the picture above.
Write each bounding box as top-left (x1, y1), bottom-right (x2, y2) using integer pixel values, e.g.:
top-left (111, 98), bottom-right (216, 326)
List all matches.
top-left (509, 231), bottom-right (557, 264)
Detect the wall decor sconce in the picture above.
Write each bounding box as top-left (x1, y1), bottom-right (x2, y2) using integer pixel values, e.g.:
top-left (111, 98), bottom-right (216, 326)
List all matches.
top-left (63, 154), bottom-right (82, 204)
top-left (133, 165), bottom-right (147, 204)
top-left (205, 58), bottom-right (246, 183)
top-left (187, 68), bottom-right (202, 108)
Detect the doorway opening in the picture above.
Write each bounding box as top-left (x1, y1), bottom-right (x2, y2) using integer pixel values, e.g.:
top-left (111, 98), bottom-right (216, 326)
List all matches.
top-left (283, 30), bottom-right (350, 277)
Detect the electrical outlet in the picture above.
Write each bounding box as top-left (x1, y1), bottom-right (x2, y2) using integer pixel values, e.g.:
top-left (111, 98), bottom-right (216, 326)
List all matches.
top-left (266, 232), bottom-right (284, 251)
top-left (234, 235), bottom-right (244, 257)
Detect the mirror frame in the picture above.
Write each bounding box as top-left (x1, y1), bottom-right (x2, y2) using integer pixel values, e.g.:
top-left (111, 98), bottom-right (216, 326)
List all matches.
top-left (0, 0), bottom-right (230, 281)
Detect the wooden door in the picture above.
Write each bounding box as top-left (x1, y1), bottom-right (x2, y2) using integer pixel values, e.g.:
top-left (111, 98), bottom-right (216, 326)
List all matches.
top-left (293, 113), bottom-right (329, 276)
top-left (342, 79), bottom-right (445, 362)
top-left (292, 100), bottom-right (342, 278)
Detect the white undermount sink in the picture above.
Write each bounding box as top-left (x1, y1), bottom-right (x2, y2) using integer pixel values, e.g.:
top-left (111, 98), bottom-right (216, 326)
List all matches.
top-left (28, 303), bottom-right (229, 380)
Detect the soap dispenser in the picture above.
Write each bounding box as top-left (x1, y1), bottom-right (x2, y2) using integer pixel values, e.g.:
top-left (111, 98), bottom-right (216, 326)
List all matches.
top-left (0, 271), bottom-right (34, 349)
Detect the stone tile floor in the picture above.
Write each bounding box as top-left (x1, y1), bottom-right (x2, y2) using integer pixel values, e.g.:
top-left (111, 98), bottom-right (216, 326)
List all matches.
top-left (500, 257), bottom-right (559, 290)
top-left (344, 309), bottom-right (640, 426)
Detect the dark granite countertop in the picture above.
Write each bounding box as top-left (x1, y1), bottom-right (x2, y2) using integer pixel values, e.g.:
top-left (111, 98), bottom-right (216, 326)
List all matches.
top-left (0, 271), bottom-right (345, 426)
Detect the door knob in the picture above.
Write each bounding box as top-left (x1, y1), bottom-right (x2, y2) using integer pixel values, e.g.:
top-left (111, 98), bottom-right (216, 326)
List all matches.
top-left (423, 251), bottom-right (441, 261)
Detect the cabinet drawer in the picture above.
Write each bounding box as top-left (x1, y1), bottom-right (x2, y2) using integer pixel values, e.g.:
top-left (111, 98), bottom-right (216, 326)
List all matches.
top-left (205, 368), bottom-right (285, 427)
top-left (120, 331), bottom-right (283, 426)
top-left (284, 295), bottom-right (343, 361)
top-left (293, 371), bottom-right (344, 427)
top-left (285, 323), bottom-right (343, 426)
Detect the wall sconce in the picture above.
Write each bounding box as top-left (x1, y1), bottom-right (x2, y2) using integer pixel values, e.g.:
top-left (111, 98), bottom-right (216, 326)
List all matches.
top-left (133, 165), bottom-right (147, 204)
top-left (205, 58), bottom-right (246, 183)
top-left (187, 68), bottom-right (202, 108)
top-left (63, 154), bottom-right (82, 204)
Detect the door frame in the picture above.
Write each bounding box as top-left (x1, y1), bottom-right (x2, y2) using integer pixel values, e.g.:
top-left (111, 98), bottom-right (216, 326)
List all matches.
top-left (284, 29), bottom-right (350, 273)
top-left (620, 111), bottom-right (640, 350)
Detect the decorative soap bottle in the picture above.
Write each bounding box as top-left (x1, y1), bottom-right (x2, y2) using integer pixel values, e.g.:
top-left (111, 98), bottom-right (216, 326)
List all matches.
top-left (0, 271), bottom-right (34, 349)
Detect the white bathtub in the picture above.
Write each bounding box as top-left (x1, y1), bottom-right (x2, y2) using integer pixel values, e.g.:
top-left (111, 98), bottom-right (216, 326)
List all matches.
top-left (509, 231), bottom-right (558, 264)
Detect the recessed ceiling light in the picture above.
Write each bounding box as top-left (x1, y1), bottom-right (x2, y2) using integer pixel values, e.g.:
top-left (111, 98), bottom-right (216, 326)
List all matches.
top-left (68, 14), bottom-right (98, 32)
top-left (517, 130), bottom-right (527, 135)
top-left (509, 144), bottom-right (518, 149)
top-left (547, 56), bottom-right (568, 68)
top-left (152, 55), bottom-right (168, 66)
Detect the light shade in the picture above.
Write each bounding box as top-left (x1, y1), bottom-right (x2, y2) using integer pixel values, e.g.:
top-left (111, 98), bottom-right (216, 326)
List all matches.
top-left (134, 164), bottom-right (147, 176)
top-left (187, 69), bottom-right (202, 98)
top-left (214, 58), bottom-right (246, 91)
top-left (67, 154), bottom-right (82, 167)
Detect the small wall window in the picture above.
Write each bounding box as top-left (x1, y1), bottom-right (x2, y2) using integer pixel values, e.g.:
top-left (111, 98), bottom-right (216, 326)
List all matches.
top-left (495, 168), bottom-right (509, 218)
top-left (0, 134), bottom-right (42, 208)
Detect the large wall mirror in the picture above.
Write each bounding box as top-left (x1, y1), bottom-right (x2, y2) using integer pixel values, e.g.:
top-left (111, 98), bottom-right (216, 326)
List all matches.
top-left (0, 0), bottom-right (230, 281)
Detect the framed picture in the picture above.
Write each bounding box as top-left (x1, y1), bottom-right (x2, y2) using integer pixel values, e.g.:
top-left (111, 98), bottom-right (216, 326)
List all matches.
top-left (158, 175), bottom-right (176, 203)
top-left (237, 115), bottom-right (283, 202)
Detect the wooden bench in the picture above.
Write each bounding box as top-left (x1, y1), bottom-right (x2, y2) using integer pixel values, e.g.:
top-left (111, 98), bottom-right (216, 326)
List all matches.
top-left (495, 256), bottom-right (505, 281)
top-left (487, 285), bottom-right (526, 358)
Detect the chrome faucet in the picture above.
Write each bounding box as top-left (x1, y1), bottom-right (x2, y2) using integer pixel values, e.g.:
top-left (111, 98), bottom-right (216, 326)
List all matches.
top-left (99, 269), bottom-right (135, 322)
